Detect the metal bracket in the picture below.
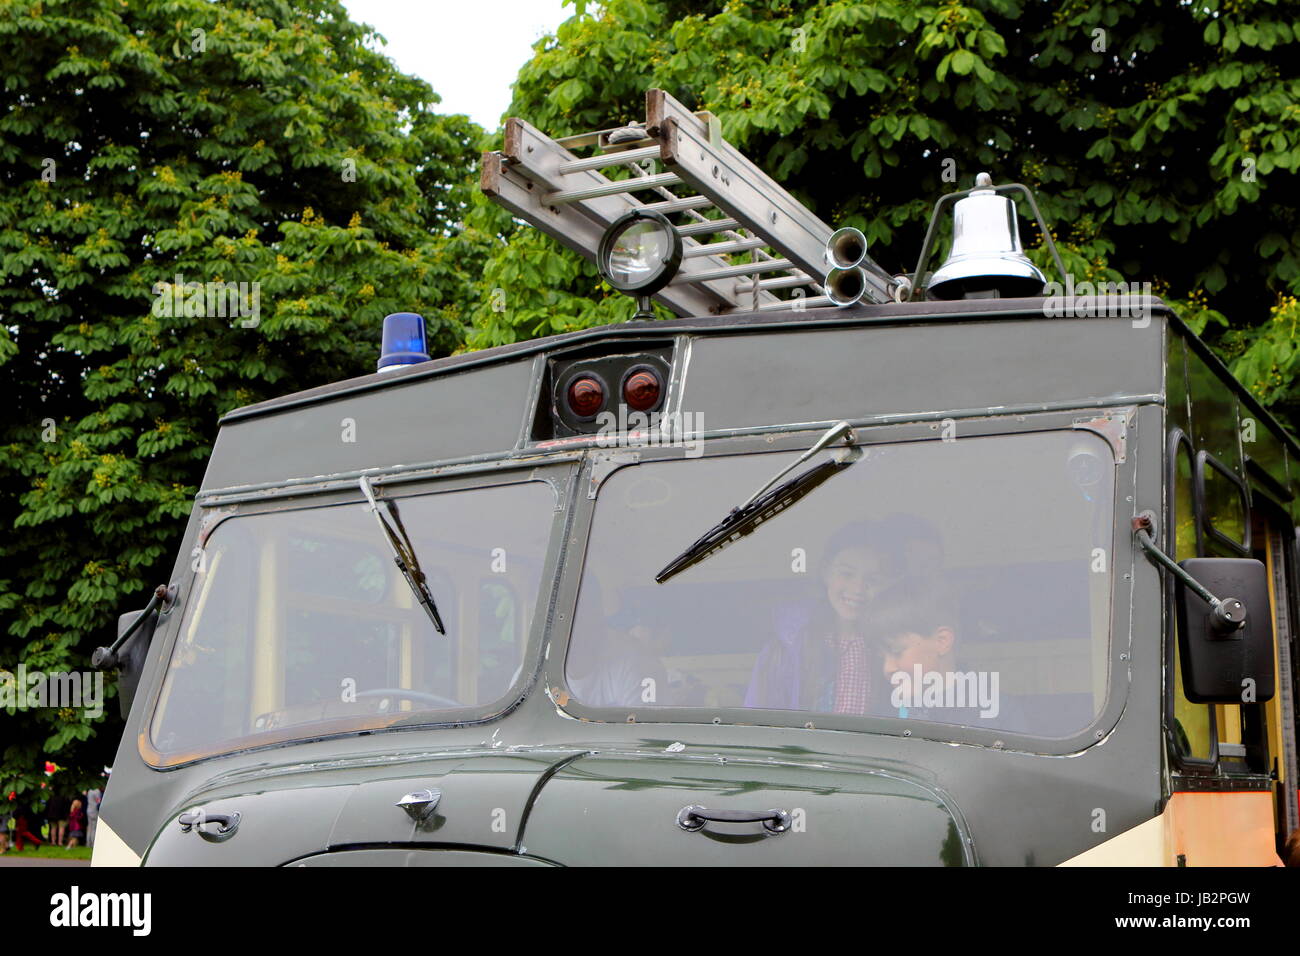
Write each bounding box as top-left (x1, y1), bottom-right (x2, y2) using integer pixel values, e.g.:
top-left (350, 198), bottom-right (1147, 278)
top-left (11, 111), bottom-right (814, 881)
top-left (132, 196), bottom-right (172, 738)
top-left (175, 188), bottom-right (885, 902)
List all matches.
top-left (396, 788), bottom-right (442, 823)
top-left (1072, 411), bottom-right (1129, 463)
top-left (588, 451), bottom-right (639, 498)
top-left (1132, 511), bottom-right (1246, 635)
top-left (530, 468), bottom-right (572, 513)
top-left (198, 507), bottom-right (238, 547)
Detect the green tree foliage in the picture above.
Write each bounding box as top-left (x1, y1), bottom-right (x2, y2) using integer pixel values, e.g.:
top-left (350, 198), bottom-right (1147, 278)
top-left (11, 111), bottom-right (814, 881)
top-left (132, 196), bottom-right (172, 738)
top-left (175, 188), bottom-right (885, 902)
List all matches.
top-left (0, 0), bottom-right (489, 796)
top-left (468, 0), bottom-right (1300, 428)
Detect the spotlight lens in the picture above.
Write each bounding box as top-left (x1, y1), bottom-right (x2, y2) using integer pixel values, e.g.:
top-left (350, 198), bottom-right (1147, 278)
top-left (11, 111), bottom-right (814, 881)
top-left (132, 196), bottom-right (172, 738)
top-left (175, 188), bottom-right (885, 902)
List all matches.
top-left (598, 210), bottom-right (683, 295)
top-left (567, 376), bottom-right (605, 418)
top-left (623, 369), bottom-right (661, 412)
top-left (608, 220), bottom-right (673, 287)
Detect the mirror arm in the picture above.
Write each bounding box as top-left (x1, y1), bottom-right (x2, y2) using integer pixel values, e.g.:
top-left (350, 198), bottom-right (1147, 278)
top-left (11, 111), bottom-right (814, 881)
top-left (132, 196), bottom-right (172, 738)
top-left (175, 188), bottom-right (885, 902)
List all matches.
top-left (91, 583), bottom-right (175, 670)
top-left (1132, 512), bottom-right (1246, 636)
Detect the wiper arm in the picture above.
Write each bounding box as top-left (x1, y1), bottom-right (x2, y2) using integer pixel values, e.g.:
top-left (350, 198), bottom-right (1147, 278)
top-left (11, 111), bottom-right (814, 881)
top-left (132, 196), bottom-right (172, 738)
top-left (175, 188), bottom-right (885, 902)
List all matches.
top-left (359, 475), bottom-right (446, 635)
top-left (655, 421), bottom-right (861, 585)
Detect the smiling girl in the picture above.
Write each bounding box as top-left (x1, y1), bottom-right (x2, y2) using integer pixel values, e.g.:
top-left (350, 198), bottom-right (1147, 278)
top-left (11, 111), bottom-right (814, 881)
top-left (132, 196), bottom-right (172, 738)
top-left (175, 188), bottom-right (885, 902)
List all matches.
top-left (745, 521), bottom-right (898, 714)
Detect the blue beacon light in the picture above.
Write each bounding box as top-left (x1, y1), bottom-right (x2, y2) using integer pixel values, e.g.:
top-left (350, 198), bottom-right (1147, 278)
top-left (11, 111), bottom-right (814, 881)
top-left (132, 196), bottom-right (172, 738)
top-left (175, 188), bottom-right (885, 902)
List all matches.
top-left (377, 312), bottom-right (431, 372)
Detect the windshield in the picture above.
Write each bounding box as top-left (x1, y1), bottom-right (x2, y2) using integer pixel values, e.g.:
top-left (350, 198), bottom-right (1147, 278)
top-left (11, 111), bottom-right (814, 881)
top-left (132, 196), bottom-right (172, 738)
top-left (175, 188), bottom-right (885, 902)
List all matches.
top-left (565, 430), bottom-right (1115, 739)
top-left (148, 479), bottom-right (555, 762)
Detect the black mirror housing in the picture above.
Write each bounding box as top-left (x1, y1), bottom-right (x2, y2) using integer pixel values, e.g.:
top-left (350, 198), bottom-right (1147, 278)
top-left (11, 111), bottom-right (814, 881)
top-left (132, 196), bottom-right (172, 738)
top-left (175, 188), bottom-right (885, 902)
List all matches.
top-left (1175, 557), bottom-right (1275, 703)
top-left (115, 607), bottom-right (159, 719)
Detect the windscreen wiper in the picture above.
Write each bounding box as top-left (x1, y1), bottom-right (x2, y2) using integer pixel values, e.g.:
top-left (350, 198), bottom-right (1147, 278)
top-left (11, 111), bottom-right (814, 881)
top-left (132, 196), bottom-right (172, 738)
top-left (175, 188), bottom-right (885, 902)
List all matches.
top-left (655, 421), bottom-right (861, 585)
top-left (359, 475), bottom-right (446, 635)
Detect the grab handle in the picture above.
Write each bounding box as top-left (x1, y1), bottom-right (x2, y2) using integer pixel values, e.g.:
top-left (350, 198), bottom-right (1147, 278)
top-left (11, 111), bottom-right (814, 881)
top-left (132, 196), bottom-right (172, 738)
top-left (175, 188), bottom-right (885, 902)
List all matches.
top-left (676, 805), bottom-right (790, 834)
top-left (178, 810), bottom-right (241, 836)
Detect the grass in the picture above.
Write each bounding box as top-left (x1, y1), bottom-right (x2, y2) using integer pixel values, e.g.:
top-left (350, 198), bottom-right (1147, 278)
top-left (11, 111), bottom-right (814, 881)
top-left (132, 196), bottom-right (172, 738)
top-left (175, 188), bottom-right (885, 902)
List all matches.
top-left (0, 844), bottom-right (93, 860)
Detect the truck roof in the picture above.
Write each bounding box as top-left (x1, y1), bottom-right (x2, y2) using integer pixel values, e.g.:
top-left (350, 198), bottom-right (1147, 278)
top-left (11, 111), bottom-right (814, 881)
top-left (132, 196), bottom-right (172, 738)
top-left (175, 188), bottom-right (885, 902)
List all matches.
top-left (201, 296), bottom-right (1300, 503)
top-left (220, 295), bottom-right (1163, 423)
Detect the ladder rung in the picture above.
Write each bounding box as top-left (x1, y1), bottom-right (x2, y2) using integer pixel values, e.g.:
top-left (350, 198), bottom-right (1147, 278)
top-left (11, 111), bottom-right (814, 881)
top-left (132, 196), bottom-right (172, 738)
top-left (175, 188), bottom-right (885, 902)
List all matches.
top-left (676, 218), bottom-right (739, 237)
top-left (675, 258), bottom-right (794, 284)
top-left (560, 145), bottom-right (661, 175)
top-left (682, 237), bottom-right (767, 258)
top-left (548, 171), bottom-right (681, 204)
top-left (742, 273), bottom-right (815, 291)
top-left (643, 195), bottom-right (713, 214)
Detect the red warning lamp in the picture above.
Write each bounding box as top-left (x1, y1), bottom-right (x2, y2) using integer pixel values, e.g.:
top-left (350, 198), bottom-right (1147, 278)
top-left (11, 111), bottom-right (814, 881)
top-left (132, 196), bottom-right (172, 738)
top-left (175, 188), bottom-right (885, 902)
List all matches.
top-left (567, 375), bottom-right (606, 419)
top-left (622, 367), bottom-right (662, 412)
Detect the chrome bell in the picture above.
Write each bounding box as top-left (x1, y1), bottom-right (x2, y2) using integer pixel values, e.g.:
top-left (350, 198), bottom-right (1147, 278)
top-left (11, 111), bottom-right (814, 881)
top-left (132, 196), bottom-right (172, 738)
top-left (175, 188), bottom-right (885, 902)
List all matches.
top-left (927, 173), bottom-right (1046, 300)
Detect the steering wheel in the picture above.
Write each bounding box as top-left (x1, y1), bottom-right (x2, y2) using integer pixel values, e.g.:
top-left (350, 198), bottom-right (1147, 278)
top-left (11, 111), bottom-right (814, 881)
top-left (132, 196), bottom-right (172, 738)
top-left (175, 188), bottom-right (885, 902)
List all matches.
top-left (355, 688), bottom-right (461, 710)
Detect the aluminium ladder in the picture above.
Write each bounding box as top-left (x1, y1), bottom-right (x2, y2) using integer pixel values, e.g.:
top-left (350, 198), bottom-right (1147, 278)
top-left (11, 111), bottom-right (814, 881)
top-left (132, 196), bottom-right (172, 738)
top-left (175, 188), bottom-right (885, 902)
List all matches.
top-left (480, 89), bottom-right (899, 317)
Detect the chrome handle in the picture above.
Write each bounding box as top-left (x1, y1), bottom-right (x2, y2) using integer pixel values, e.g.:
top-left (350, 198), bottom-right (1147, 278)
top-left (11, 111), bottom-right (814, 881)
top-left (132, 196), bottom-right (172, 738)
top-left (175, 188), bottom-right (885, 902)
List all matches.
top-left (178, 809), bottom-right (241, 841)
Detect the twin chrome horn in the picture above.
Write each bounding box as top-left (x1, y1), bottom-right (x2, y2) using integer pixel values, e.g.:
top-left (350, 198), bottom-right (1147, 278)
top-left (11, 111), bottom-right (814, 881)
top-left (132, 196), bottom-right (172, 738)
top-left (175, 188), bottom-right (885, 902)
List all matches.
top-left (823, 226), bottom-right (913, 305)
top-left (824, 226), bottom-right (870, 306)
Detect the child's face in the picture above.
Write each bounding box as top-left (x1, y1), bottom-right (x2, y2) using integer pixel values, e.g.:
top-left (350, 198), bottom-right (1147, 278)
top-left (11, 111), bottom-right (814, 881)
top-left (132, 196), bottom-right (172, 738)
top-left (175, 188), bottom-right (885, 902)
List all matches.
top-left (881, 628), bottom-right (954, 678)
top-left (823, 546), bottom-right (893, 624)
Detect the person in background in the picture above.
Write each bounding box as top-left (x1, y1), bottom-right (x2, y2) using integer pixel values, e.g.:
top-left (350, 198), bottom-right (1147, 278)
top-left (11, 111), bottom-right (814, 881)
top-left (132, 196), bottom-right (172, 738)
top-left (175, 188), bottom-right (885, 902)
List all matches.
top-left (569, 583), bottom-right (673, 710)
top-left (12, 805), bottom-right (44, 852)
top-left (65, 798), bottom-right (86, 848)
top-left (45, 789), bottom-right (70, 846)
top-left (86, 772), bottom-right (106, 849)
top-left (0, 806), bottom-right (9, 854)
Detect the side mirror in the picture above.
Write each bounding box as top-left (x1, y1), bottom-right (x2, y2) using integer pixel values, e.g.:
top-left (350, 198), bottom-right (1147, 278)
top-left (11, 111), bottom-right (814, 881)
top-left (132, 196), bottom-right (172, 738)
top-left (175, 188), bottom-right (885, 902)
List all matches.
top-left (92, 584), bottom-right (174, 720)
top-left (1175, 558), bottom-right (1275, 704)
top-left (111, 608), bottom-right (159, 719)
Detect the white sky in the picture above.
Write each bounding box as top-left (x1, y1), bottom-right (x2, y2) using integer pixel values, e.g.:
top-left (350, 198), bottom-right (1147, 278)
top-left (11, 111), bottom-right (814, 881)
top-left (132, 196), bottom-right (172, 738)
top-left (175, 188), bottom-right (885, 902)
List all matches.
top-left (341, 0), bottom-right (573, 130)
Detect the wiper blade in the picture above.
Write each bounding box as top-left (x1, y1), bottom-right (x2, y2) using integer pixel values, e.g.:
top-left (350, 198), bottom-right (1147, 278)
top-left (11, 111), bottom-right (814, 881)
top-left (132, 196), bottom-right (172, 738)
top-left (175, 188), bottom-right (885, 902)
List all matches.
top-left (359, 476), bottom-right (446, 635)
top-left (655, 421), bottom-right (860, 585)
